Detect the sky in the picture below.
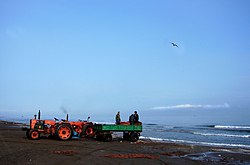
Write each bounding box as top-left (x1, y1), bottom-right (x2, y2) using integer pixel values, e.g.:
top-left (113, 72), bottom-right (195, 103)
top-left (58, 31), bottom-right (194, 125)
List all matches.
top-left (1, 0), bottom-right (250, 123)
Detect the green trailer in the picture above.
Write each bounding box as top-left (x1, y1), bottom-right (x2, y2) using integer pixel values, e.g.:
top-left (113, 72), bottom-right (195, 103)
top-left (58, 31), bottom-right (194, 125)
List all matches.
top-left (93, 124), bottom-right (142, 142)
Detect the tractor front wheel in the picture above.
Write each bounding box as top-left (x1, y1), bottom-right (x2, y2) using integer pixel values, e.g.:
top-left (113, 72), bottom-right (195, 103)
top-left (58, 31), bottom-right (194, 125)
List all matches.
top-left (56, 124), bottom-right (73, 141)
top-left (29, 130), bottom-right (40, 140)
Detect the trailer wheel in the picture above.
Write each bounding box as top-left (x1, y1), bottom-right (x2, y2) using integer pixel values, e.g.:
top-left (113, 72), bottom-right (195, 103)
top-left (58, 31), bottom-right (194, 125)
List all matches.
top-left (57, 124), bottom-right (73, 141)
top-left (29, 130), bottom-right (40, 140)
top-left (123, 133), bottom-right (129, 141)
top-left (130, 133), bottom-right (139, 142)
top-left (104, 134), bottom-right (112, 142)
top-left (96, 135), bottom-right (103, 141)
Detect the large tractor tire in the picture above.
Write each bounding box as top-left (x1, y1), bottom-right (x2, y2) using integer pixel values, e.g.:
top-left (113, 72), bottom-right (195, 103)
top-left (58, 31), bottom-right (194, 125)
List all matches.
top-left (29, 130), bottom-right (40, 140)
top-left (56, 124), bottom-right (73, 141)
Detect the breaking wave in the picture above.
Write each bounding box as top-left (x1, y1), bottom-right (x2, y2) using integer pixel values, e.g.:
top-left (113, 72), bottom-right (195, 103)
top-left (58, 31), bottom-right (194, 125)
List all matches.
top-left (214, 125), bottom-right (250, 130)
top-left (193, 132), bottom-right (250, 138)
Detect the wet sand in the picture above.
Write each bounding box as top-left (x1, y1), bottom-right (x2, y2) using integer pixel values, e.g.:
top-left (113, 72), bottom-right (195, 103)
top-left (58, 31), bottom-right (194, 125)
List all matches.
top-left (1, 120), bottom-right (250, 165)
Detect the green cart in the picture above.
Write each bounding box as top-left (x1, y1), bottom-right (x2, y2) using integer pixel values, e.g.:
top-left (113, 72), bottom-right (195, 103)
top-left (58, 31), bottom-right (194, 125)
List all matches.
top-left (93, 124), bottom-right (142, 142)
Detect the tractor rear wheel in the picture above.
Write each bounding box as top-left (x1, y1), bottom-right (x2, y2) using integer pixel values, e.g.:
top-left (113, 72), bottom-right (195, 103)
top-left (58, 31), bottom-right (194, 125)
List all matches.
top-left (56, 124), bottom-right (73, 141)
top-left (29, 130), bottom-right (40, 140)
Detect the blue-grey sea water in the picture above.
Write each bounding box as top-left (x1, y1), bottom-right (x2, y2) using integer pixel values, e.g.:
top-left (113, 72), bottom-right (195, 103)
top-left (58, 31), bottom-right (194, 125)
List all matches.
top-left (141, 123), bottom-right (250, 149)
top-left (139, 109), bottom-right (250, 149)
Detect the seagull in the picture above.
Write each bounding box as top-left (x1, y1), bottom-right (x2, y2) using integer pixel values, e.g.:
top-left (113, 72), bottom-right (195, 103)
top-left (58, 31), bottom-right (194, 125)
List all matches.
top-left (171, 42), bottom-right (179, 48)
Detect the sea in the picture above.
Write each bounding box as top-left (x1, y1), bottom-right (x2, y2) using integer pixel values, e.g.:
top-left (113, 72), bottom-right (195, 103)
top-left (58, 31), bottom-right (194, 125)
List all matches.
top-left (141, 123), bottom-right (250, 149)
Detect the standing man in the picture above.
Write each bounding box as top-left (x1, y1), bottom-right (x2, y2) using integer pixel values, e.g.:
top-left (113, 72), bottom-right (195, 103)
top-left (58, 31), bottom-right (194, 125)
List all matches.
top-left (116, 111), bottom-right (121, 125)
top-left (134, 111), bottom-right (139, 123)
top-left (129, 113), bottom-right (134, 125)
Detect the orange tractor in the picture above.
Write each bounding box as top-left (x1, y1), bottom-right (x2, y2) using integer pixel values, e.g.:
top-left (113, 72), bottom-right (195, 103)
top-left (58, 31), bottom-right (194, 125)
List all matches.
top-left (25, 110), bottom-right (94, 140)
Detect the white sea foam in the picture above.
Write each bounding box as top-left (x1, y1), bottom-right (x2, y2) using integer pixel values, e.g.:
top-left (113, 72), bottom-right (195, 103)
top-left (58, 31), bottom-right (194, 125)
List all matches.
top-left (214, 125), bottom-right (250, 130)
top-left (140, 136), bottom-right (165, 141)
top-left (163, 125), bottom-right (174, 129)
top-left (193, 132), bottom-right (250, 138)
top-left (140, 136), bottom-right (250, 148)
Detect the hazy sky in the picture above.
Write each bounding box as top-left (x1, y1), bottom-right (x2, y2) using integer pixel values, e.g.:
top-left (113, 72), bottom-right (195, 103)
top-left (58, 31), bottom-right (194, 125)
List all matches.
top-left (1, 0), bottom-right (250, 121)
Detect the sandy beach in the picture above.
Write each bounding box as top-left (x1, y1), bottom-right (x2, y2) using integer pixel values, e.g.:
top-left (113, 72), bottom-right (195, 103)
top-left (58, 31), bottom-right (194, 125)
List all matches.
top-left (0, 120), bottom-right (250, 165)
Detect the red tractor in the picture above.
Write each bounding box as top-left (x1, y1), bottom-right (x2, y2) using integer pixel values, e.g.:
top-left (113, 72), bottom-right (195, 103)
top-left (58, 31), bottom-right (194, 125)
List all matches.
top-left (25, 110), bottom-right (94, 140)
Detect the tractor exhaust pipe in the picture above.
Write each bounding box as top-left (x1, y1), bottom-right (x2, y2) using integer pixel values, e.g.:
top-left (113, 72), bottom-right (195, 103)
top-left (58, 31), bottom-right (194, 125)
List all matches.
top-left (38, 110), bottom-right (41, 120)
top-left (66, 114), bottom-right (68, 121)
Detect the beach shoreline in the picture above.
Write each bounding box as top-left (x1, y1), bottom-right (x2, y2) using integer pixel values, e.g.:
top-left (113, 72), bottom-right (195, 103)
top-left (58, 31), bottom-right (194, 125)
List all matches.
top-left (1, 120), bottom-right (250, 165)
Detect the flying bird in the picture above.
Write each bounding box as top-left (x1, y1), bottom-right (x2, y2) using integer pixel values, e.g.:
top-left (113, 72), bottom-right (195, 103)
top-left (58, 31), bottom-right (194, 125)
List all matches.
top-left (171, 42), bottom-right (179, 48)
